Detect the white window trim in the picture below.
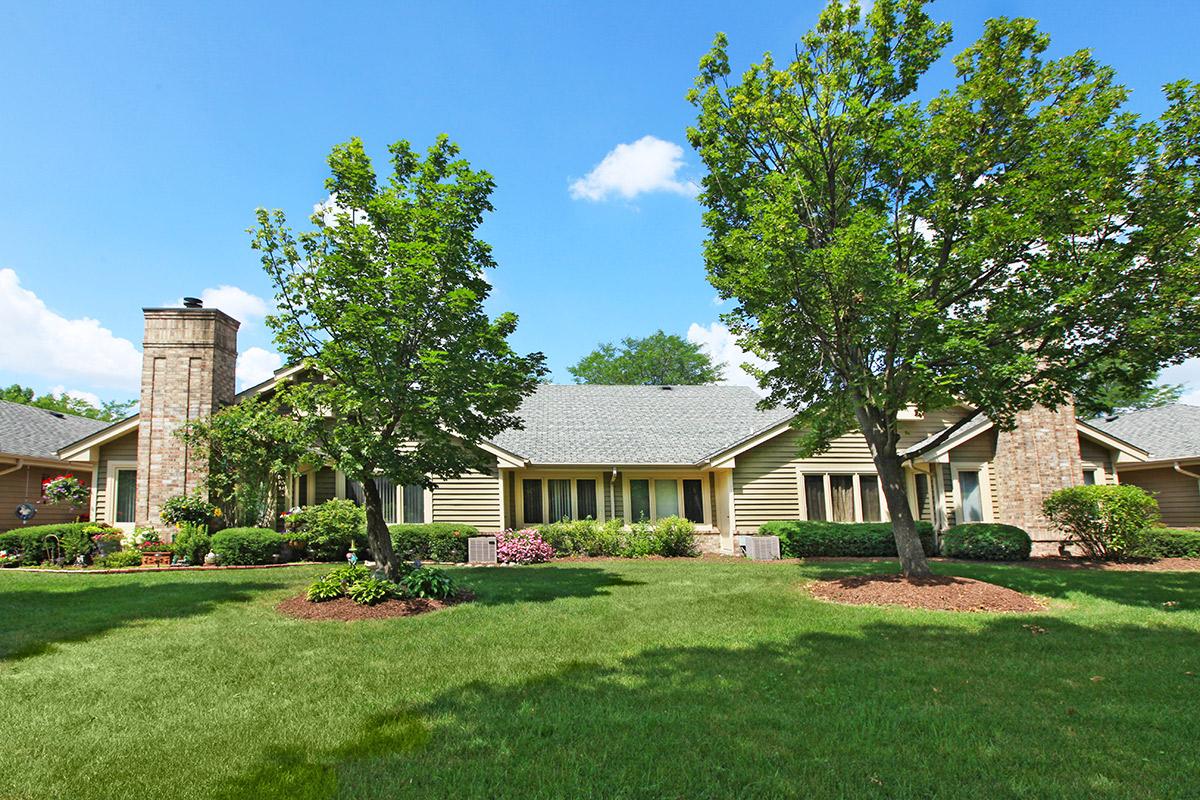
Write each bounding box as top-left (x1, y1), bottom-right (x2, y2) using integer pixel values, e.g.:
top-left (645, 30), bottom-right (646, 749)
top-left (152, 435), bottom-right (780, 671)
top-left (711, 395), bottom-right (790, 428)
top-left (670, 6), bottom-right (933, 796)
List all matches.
top-left (796, 470), bottom-right (890, 523)
top-left (949, 462), bottom-right (993, 524)
top-left (105, 460), bottom-right (138, 531)
top-left (621, 472), bottom-right (713, 530)
top-left (515, 471), bottom-right (607, 528)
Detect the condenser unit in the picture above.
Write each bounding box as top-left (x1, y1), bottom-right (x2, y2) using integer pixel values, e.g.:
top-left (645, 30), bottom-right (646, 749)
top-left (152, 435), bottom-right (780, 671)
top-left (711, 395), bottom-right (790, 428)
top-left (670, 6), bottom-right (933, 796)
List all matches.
top-left (468, 535), bottom-right (498, 564)
top-left (744, 535), bottom-right (781, 561)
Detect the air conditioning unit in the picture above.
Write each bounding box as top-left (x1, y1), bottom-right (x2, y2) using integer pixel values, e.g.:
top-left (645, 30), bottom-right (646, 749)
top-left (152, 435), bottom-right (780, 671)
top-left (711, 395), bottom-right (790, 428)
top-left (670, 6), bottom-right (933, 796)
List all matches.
top-left (744, 535), bottom-right (781, 561)
top-left (468, 536), bottom-right (498, 564)
top-left (736, 535), bottom-right (754, 556)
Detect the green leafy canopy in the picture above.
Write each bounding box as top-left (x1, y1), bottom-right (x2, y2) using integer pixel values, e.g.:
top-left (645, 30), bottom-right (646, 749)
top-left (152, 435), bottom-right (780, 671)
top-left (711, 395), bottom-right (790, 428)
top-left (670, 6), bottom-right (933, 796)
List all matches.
top-left (251, 135), bottom-right (545, 578)
top-left (569, 330), bottom-right (723, 385)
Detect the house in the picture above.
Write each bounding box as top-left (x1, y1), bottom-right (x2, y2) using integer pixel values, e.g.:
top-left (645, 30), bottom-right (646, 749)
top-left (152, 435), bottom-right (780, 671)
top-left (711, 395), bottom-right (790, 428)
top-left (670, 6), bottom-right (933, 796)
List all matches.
top-left (59, 303), bottom-right (1179, 555)
top-left (0, 400), bottom-right (108, 532)
top-left (1088, 404), bottom-right (1200, 528)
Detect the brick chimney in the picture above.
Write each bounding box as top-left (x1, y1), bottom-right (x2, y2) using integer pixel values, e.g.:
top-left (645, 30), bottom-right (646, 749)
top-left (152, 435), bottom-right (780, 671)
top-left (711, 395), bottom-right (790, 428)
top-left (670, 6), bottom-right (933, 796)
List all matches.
top-left (136, 303), bottom-right (239, 528)
top-left (991, 402), bottom-right (1083, 554)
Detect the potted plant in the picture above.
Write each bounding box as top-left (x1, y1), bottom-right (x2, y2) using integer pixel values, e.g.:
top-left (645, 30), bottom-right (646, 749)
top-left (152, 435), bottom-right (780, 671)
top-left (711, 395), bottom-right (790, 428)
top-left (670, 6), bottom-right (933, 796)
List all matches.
top-left (133, 527), bottom-right (174, 567)
top-left (42, 474), bottom-right (90, 520)
top-left (85, 524), bottom-right (124, 557)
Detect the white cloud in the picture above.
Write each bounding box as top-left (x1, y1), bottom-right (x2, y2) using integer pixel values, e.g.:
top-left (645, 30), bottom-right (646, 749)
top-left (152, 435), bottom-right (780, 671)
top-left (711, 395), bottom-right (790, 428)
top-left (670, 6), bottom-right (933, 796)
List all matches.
top-left (236, 347), bottom-right (283, 390)
top-left (0, 268), bottom-right (142, 391)
top-left (171, 285), bottom-right (270, 328)
top-left (48, 385), bottom-right (102, 408)
top-left (569, 136), bottom-right (698, 202)
top-left (687, 321), bottom-right (774, 392)
top-left (1161, 357), bottom-right (1200, 406)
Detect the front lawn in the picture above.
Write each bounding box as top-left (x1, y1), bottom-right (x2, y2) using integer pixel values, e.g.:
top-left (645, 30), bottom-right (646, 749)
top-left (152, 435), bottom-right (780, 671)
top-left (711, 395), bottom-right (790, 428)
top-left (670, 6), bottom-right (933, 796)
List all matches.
top-left (1, 560), bottom-right (1197, 799)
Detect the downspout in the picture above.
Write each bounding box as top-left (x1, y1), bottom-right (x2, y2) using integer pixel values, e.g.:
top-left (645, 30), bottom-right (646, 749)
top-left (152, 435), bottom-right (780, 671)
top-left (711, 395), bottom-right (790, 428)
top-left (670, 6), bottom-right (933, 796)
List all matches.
top-left (0, 460), bottom-right (25, 478)
top-left (1173, 461), bottom-right (1200, 480)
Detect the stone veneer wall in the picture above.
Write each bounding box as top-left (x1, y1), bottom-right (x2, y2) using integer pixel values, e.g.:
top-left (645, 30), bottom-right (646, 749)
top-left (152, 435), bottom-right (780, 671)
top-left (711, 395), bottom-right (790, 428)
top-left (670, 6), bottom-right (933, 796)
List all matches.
top-left (136, 308), bottom-right (239, 529)
top-left (991, 402), bottom-right (1083, 554)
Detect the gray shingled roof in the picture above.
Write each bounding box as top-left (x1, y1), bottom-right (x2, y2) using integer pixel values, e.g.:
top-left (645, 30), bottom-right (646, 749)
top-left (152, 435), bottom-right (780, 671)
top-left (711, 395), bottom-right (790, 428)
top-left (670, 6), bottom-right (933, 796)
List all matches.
top-left (0, 400), bottom-right (111, 460)
top-left (1086, 403), bottom-right (1200, 460)
top-left (487, 384), bottom-right (793, 465)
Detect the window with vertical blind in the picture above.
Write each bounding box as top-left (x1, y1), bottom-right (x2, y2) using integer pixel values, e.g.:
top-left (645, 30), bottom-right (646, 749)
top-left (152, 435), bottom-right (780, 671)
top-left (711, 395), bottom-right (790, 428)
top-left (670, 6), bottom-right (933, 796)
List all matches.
top-left (804, 476), bottom-right (827, 521)
top-left (654, 479), bottom-right (679, 518)
top-left (374, 478), bottom-right (398, 523)
top-left (629, 479), bottom-right (650, 522)
top-left (402, 484), bottom-right (425, 523)
top-left (859, 476), bottom-right (881, 522)
top-left (522, 479), bottom-right (544, 524)
top-left (682, 480), bottom-right (704, 523)
top-left (830, 475), bottom-right (855, 522)
top-left (576, 480), bottom-right (597, 520)
top-left (914, 473), bottom-right (930, 520)
top-left (958, 470), bottom-right (983, 522)
top-left (1083, 470), bottom-right (1097, 485)
top-left (115, 469), bottom-right (136, 523)
top-left (548, 479), bottom-right (572, 522)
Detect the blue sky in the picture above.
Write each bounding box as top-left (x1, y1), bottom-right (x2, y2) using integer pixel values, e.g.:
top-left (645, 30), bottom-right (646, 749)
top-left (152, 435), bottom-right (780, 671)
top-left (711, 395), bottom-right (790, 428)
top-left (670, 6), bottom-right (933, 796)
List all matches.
top-left (1, 0), bottom-right (1198, 406)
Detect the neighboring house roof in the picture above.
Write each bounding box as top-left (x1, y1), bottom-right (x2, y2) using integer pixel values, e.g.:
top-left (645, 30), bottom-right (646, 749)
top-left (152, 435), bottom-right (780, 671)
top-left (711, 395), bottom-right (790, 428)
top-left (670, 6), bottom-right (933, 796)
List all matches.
top-left (487, 384), bottom-right (793, 466)
top-left (1086, 404), bottom-right (1200, 461)
top-left (0, 400), bottom-right (110, 462)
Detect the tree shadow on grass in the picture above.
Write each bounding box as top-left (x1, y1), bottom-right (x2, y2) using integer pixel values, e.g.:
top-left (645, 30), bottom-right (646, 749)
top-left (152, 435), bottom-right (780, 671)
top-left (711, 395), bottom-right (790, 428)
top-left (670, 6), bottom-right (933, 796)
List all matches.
top-left (800, 560), bottom-right (1200, 611)
top-left (454, 565), bottom-right (645, 607)
top-left (0, 578), bottom-right (289, 661)
top-left (212, 616), bottom-right (1200, 800)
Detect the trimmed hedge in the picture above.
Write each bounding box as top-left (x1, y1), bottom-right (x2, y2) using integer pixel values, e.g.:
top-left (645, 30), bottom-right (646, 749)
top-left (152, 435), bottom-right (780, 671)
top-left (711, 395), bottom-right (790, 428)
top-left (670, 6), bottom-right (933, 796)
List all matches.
top-left (389, 523), bottom-right (479, 563)
top-left (1129, 527), bottom-right (1200, 559)
top-left (210, 528), bottom-right (283, 565)
top-left (758, 520), bottom-right (936, 558)
top-left (534, 517), bottom-right (700, 558)
top-left (0, 523), bottom-right (93, 566)
top-left (941, 523), bottom-right (1032, 561)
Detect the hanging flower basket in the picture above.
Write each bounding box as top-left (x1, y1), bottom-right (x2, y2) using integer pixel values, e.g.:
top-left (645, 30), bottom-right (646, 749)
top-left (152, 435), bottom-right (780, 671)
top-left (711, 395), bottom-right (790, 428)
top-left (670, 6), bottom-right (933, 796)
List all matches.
top-left (42, 475), bottom-right (89, 508)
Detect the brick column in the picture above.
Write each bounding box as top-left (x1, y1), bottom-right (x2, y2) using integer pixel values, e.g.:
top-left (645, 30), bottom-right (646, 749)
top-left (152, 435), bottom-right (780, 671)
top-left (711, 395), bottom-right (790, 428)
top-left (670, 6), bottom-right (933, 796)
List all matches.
top-left (991, 402), bottom-right (1083, 554)
top-left (136, 308), bottom-right (239, 529)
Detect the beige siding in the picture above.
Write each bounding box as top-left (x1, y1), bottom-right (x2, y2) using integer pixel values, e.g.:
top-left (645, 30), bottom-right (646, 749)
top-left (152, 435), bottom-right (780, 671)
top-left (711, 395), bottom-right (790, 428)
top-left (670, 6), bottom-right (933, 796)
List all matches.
top-left (0, 465), bottom-right (94, 532)
top-left (1079, 439), bottom-right (1117, 485)
top-left (1119, 467), bottom-right (1200, 528)
top-left (94, 431), bottom-right (138, 523)
top-left (948, 429), bottom-right (1000, 522)
top-left (431, 466), bottom-right (502, 531)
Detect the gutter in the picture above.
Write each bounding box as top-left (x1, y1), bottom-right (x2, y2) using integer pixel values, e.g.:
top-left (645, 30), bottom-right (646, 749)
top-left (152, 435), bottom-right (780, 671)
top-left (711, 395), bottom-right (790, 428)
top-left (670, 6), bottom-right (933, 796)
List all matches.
top-left (0, 460), bottom-right (25, 477)
top-left (1174, 461), bottom-right (1200, 481)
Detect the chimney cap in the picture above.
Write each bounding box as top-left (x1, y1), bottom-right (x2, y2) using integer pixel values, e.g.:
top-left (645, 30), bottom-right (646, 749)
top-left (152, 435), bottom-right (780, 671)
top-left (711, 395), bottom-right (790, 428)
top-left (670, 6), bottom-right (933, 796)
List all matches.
top-left (182, 297), bottom-right (203, 309)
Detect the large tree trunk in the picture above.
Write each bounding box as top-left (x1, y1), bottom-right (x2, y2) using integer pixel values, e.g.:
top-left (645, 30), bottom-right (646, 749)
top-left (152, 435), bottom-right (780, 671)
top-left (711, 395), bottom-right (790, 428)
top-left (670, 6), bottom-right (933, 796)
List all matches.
top-left (360, 476), bottom-right (402, 580)
top-left (856, 408), bottom-right (933, 578)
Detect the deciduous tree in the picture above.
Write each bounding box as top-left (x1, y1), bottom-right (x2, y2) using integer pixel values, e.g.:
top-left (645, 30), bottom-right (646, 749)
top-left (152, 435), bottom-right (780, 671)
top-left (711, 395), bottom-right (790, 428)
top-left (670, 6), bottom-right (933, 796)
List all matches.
top-left (569, 330), bottom-right (722, 385)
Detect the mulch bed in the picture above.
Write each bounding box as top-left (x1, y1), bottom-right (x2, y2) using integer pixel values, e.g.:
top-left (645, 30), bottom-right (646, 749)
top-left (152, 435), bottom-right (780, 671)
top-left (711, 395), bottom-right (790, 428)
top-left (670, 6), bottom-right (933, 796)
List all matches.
top-left (276, 591), bottom-right (473, 622)
top-left (810, 574), bottom-right (1044, 613)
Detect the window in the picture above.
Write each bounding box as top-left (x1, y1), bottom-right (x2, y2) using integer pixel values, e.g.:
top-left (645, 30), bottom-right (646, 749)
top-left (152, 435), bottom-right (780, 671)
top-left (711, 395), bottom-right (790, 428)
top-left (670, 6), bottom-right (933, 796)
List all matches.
top-left (374, 478), bottom-right (398, 523)
top-left (522, 479), bottom-right (544, 524)
top-left (1083, 470), bottom-right (1097, 486)
top-left (804, 476), bottom-right (827, 521)
top-left (548, 479), bottom-right (572, 522)
top-left (914, 473), bottom-right (930, 520)
top-left (576, 479), bottom-right (597, 520)
top-left (114, 468), bottom-right (136, 523)
top-left (859, 475), bottom-right (882, 522)
top-left (654, 479), bottom-right (679, 518)
top-left (682, 479), bottom-right (704, 524)
top-left (345, 479), bottom-right (363, 505)
top-left (402, 484), bottom-right (425, 523)
top-left (829, 476), bottom-right (855, 522)
top-left (958, 470), bottom-right (983, 523)
top-left (629, 479), bottom-right (650, 522)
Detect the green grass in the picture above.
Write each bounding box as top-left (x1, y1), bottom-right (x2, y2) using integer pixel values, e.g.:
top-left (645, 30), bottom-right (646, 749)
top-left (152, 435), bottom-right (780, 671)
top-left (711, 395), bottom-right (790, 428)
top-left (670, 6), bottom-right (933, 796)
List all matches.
top-left (1, 560), bottom-right (1198, 800)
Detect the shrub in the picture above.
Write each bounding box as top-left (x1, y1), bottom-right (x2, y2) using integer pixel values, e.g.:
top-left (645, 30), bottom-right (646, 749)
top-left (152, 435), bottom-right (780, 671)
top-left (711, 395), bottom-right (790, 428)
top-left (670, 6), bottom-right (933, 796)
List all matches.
top-left (1042, 485), bottom-right (1160, 559)
top-left (0, 523), bottom-right (93, 565)
top-left (758, 520), bottom-right (936, 558)
top-left (496, 528), bottom-right (555, 564)
top-left (209, 528), bottom-right (283, 565)
top-left (652, 516), bottom-right (700, 557)
top-left (536, 518), bottom-right (623, 556)
top-left (941, 523), bottom-right (1032, 561)
top-left (1128, 527), bottom-right (1200, 559)
top-left (94, 550), bottom-right (143, 569)
top-left (160, 494), bottom-right (218, 528)
top-left (347, 576), bottom-right (397, 606)
top-left (172, 523), bottom-right (212, 565)
top-left (286, 499), bottom-right (367, 561)
top-left (388, 523), bottom-right (479, 562)
top-left (399, 566), bottom-right (456, 599)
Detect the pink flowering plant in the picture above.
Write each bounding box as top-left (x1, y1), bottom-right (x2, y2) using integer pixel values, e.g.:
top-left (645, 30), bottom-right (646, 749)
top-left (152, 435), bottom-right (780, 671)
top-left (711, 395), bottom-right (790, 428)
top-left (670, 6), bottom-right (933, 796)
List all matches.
top-left (42, 474), bottom-right (89, 507)
top-left (495, 528), bottom-right (555, 564)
